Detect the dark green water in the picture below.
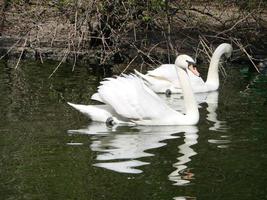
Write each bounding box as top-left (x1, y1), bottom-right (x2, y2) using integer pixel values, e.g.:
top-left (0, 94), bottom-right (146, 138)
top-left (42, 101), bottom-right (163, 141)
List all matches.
top-left (0, 60), bottom-right (266, 200)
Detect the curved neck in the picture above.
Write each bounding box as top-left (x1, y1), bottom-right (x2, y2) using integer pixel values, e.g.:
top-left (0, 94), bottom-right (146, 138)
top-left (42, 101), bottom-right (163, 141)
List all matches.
top-left (176, 67), bottom-right (199, 123)
top-left (205, 46), bottom-right (226, 90)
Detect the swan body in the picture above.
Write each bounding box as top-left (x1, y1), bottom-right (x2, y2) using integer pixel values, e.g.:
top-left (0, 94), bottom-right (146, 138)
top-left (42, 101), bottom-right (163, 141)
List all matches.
top-left (68, 55), bottom-right (199, 126)
top-left (135, 43), bottom-right (233, 93)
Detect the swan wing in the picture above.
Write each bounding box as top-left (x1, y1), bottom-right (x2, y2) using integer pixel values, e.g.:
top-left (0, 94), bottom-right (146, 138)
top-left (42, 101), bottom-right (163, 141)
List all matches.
top-left (98, 74), bottom-right (178, 120)
top-left (91, 92), bottom-right (105, 103)
top-left (147, 64), bottom-right (179, 82)
top-left (188, 70), bottom-right (205, 85)
top-left (135, 69), bottom-right (178, 93)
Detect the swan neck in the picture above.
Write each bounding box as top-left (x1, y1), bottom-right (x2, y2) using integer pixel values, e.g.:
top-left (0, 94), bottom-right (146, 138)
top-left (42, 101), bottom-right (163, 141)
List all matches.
top-left (205, 46), bottom-right (227, 90)
top-left (176, 67), bottom-right (199, 124)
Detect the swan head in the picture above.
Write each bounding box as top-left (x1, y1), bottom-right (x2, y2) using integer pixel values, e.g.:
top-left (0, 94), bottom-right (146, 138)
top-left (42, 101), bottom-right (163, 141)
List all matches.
top-left (175, 54), bottom-right (200, 76)
top-left (219, 43), bottom-right (233, 59)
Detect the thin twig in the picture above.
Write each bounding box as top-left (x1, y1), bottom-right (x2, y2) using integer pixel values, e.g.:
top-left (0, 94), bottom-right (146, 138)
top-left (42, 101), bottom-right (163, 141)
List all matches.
top-left (0, 38), bottom-right (22, 60)
top-left (49, 49), bottom-right (70, 78)
top-left (216, 11), bottom-right (254, 37)
top-left (232, 38), bottom-right (260, 73)
top-left (120, 54), bottom-right (138, 75)
top-left (38, 49), bottom-right (43, 64)
top-left (15, 36), bottom-right (28, 69)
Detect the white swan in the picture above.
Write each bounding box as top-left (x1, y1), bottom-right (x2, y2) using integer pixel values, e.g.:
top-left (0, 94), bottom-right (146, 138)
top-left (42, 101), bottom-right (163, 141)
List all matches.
top-left (67, 55), bottom-right (199, 126)
top-left (134, 43), bottom-right (233, 94)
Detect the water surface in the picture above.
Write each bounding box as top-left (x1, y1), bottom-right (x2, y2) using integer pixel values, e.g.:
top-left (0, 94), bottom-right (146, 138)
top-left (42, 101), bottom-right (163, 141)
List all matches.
top-left (0, 60), bottom-right (266, 200)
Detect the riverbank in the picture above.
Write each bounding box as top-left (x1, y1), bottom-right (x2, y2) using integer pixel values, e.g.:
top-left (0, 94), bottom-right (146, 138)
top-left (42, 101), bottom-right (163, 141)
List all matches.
top-left (1, 1), bottom-right (267, 73)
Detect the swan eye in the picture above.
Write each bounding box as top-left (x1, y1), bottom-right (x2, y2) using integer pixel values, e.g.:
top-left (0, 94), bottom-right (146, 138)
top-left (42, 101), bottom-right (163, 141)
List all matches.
top-left (186, 60), bottom-right (196, 68)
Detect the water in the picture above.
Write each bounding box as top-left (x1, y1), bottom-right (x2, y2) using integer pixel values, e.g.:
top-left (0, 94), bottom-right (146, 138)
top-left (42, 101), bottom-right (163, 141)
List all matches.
top-left (0, 60), bottom-right (267, 200)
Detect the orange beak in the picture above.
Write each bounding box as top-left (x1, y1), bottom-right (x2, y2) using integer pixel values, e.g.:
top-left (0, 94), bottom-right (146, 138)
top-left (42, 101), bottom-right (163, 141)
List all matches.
top-left (188, 65), bottom-right (200, 77)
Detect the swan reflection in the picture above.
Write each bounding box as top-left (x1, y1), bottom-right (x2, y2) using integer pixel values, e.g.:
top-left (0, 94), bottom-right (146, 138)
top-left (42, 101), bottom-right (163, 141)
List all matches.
top-left (168, 127), bottom-right (198, 186)
top-left (173, 197), bottom-right (196, 200)
top-left (160, 91), bottom-right (231, 148)
top-left (160, 91), bottom-right (229, 131)
top-left (205, 91), bottom-right (228, 132)
top-left (68, 124), bottom-right (198, 179)
top-left (203, 91), bottom-right (231, 148)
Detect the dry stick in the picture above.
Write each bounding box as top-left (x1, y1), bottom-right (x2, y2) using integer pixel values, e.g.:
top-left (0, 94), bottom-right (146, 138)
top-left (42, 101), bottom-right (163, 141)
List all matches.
top-left (35, 25), bottom-right (44, 64)
top-left (216, 11), bottom-right (254, 37)
top-left (74, 10), bottom-right (78, 37)
top-left (68, 28), bottom-right (77, 72)
top-left (15, 36), bottom-right (28, 69)
top-left (199, 39), bottom-right (212, 60)
top-left (39, 49), bottom-right (43, 64)
top-left (199, 36), bottom-right (213, 55)
top-left (71, 34), bottom-right (77, 72)
top-left (133, 24), bottom-right (137, 42)
top-left (77, 27), bottom-right (84, 49)
top-left (130, 43), bottom-right (161, 67)
top-left (72, 11), bottom-right (79, 71)
top-left (189, 7), bottom-right (224, 25)
top-left (165, 0), bottom-right (172, 63)
top-left (72, 49), bottom-right (77, 71)
top-left (50, 24), bottom-right (58, 47)
top-left (100, 34), bottom-right (107, 65)
top-left (36, 25), bottom-right (43, 48)
top-left (147, 42), bottom-right (163, 66)
top-left (0, 38), bottom-right (22, 60)
top-left (49, 49), bottom-right (70, 78)
top-left (194, 40), bottom-right (203, 61)
top-left (71, 27), bottom-right (85, 71)
top-left (232, 38), bottom-right (260, 73)
top-left (120, 54), bottom-right (138, 75)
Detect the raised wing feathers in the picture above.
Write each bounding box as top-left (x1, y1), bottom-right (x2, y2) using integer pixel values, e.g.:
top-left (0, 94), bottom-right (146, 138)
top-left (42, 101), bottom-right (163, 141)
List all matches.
top-left (147, 64), bottom-right (179, 82)
top-left (98, 74), bottom-right (176, 120)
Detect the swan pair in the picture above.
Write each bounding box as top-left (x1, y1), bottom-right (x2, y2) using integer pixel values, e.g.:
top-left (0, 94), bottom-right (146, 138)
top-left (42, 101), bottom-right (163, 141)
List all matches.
top-left (68, 55), bottom-right (199, 126)
top-left (134, 43), bottom-right (233, 94)
top-left (68, 43), bottom-right (233, 126)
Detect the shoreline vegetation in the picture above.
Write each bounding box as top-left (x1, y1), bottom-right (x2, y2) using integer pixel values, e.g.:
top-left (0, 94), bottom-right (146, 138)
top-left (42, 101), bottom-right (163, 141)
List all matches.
top-left (0, 0), bottom-right (266, 75)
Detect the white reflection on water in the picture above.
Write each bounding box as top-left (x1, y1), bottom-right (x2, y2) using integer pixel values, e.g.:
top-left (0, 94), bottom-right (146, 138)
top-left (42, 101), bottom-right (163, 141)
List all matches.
top-left (205, 91), bottom-right (228, 132)
top-left (168, 127), bottom-right (198, 186)
top-left (94, 160), bottom-right (150, 174)
top-left (160, 92), bottom-right (231, 147)
top-left (68, 124), bottom-right (189, 174)
top-left (204, 91), bottom-right (231, 148)
top-left (173, 197), bottom-right (196, 200)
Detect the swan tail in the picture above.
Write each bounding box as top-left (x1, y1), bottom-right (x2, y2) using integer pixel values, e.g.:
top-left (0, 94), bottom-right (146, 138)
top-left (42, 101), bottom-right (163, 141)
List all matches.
top-left (67, 102), bottom-right (91, 116)
top-left (67, 102), bottom-right (112, 122)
